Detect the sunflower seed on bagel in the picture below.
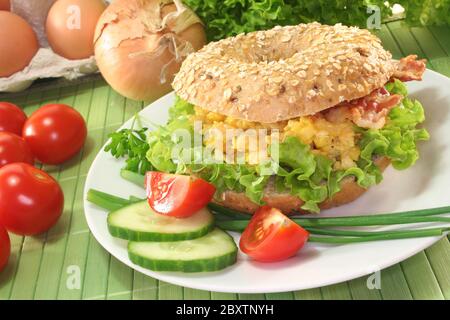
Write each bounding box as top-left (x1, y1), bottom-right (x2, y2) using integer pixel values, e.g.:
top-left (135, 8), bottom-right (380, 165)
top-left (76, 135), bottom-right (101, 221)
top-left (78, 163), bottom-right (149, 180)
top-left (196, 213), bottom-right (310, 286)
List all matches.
top-left (173, 22), bottom-right (396, 123)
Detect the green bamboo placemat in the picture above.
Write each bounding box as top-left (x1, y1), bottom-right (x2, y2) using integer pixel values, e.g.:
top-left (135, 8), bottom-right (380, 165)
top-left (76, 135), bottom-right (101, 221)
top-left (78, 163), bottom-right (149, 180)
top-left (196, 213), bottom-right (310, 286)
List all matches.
top-left (0, 22), bottom-right (449, 300)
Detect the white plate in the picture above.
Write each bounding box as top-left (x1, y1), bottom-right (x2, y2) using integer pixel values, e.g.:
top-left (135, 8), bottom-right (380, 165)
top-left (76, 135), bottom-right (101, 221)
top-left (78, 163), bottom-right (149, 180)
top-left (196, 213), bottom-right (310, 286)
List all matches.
top-left (84, 69), bottom-right (450, 294)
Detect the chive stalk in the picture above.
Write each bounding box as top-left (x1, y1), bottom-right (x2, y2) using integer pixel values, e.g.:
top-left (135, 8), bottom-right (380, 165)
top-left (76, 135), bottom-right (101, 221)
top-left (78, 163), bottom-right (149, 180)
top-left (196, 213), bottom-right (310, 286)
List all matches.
top-left (86, 189), bottom-right (132, 212)
top-left (121, 169), bottom-right (145, 187)
top-left (309, 228), bottom-right (448, 244)
top-left (208, 203), bottom-right (251, 220)
top-left (305, 227), bottom-right (450, 238)
top-left (215, 215), bottom-right (450, 231)
top-left (87, 188), bottom-right (450, 243)
top-left (210, 203), bottom-right (450, 221)
top-left (292, 216), bottom-right (450, 227)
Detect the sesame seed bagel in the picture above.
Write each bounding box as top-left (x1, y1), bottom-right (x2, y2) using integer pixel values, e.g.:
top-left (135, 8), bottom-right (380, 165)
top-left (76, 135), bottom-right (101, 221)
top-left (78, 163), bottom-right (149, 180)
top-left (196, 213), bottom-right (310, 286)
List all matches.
top-left (173, 22), bottom-right (396, 123)
top-left (211, 157), bottom-right (391, 215)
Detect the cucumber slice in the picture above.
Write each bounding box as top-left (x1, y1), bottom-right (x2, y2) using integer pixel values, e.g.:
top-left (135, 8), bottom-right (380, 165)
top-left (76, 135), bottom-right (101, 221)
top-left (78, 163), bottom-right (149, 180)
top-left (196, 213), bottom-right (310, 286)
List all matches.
top-left (128, 228), bottom-right (237, 272)
top-left (107, 201), bottom-right (214, 242)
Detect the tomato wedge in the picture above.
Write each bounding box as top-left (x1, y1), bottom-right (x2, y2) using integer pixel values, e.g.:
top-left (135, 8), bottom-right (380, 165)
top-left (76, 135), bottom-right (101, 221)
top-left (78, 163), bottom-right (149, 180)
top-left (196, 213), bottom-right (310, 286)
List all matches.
top-left (240, 206), bottom-right (309, 262)
top-left (145, 172), bottom-right (216, 218)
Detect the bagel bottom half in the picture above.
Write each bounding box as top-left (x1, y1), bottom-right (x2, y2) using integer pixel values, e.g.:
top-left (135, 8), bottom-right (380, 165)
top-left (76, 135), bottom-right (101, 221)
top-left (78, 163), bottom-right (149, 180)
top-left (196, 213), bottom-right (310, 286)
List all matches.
top-left (212, 157), bottom-right (391, 215)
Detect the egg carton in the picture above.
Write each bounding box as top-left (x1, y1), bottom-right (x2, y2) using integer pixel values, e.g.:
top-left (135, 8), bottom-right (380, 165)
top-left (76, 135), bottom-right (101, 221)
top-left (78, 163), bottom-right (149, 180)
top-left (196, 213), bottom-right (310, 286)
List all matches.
top-left (0, 0), bottom-right (102, 93)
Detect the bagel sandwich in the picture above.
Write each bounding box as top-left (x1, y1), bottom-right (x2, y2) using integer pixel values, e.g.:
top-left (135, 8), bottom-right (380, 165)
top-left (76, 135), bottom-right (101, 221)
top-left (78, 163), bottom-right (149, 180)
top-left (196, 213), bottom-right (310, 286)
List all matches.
top-left (146, 22), bottom-right (429, 214)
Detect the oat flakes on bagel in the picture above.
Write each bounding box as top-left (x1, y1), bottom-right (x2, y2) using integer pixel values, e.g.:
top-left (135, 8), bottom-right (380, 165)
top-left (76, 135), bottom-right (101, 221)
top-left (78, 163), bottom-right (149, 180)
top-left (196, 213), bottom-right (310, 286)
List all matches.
top-left (149, 22), bottom-right (429, 214)
top-left (173, 22), bottom-right (396, 123)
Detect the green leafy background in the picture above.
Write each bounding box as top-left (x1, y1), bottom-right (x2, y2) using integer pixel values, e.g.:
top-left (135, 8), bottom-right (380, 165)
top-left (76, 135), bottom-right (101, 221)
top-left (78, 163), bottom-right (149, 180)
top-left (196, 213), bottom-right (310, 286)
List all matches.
top-left (183, 0), bottom-right (450, 41)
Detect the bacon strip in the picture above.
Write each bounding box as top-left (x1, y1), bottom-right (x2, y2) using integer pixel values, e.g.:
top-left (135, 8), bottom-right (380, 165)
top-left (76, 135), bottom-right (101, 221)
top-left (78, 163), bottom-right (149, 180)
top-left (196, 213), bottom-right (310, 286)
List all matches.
top-left (325, 88), bottom-right (402, 130)
top-left (322, 55), bottom-right (424, 130)
top-left (349, 90), bottom-right (402, 129)
top-left (392, 55), bottom-right (426, 82)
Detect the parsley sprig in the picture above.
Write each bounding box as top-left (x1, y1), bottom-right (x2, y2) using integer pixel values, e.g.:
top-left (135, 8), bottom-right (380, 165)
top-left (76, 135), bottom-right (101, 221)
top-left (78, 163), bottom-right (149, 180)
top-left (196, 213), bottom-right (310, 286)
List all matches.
top-left (104, 116), bottom-right (153, 175)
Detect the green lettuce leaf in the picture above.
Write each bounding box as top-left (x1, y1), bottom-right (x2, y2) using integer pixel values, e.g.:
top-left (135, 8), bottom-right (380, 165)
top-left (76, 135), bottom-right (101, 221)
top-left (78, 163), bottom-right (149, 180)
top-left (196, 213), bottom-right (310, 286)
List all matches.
top-left (275, 137), bottom-right (330, 212)
top-left (358, 80), bottom-right (429, 173)
top-left (146, 97), bottom-right (194, 173)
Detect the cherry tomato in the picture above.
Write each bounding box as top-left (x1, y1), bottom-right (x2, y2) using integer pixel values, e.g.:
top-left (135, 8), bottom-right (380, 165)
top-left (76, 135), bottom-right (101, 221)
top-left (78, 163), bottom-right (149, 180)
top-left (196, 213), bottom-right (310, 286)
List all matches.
top-left (0, 225), bottom-right (10, 272)
top-left (0, 132), bottom-right (34, 168)
top-left (0, 163), bottom-right (64, 236)
top-left (239, 206), bottom-right (309, 262)
top-left (146, 172), bottom-right (216, 218)
top-left (23, 104), bottom-right (87, 165)
top-left (0, 102), bottom-right (27, 136)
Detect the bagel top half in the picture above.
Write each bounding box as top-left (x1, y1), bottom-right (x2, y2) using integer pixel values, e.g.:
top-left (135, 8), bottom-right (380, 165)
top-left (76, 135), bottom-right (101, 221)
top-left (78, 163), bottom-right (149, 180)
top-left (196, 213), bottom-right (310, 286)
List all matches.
top-left (173, 23), bottom-right (396, 123)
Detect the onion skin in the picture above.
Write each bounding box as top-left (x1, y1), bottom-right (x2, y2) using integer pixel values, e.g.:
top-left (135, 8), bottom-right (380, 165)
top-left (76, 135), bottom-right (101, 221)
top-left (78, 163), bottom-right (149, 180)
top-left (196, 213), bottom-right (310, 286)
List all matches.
top-left (0, 12), bottom-right (39, 78)
top-left (94, 0), bottom-right (207, 102)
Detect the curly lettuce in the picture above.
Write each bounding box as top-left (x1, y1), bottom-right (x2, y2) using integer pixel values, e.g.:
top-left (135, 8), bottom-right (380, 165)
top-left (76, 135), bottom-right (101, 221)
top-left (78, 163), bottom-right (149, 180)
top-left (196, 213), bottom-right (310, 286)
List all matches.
top-left (146, 80), bottom-right (428, 213)
top-left (184, 1), bottom-right (450, 42)
top-left (184, 0), bottom-right (391, 41)
top-left (325, 80), bottom-right (429, 209)
top-left (357, 80), bottom-right (429, 173)
top-left (397, 0), bottom-right (450, 26)
top-left (146, 97), bottom-right (194, 173)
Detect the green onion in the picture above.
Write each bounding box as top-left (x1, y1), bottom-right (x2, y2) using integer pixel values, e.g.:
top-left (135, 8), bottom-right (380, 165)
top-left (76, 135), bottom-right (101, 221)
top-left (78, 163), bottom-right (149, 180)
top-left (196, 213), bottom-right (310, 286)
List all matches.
top-left (309, 228), bottom-right (448, 244)
top-left (129, 195), bottom-right (145, 203)
top-left (87, 188), bottom-right (450, 244)
top-left (87, 189), bottom-right (132, 212)
top-left (208, 203), bottom-right (251, 220)
top-left (216, 220), bottom-right (450, 243)
top-left (305, 227), bottom-right (450, 238)
top-left (208, 205), bottom-right (251, 220)
top-left (388, 207), bottom-right (450, 217)
top-left (215, 215), bottom-right (450, 231)
top-left (214, 220), bottom-right (245, 232)
top-left (121, 169), bottom-right (145, 187)
top-left (210, 203), bottom-right (450, 221)
top-left (292, 216), bottom-right (450, 227)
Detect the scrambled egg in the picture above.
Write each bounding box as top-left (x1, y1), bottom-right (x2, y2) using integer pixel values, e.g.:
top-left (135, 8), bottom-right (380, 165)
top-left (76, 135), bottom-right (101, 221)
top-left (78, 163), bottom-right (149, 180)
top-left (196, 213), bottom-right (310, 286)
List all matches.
top-left (192, 107), bottom-right (360, 170)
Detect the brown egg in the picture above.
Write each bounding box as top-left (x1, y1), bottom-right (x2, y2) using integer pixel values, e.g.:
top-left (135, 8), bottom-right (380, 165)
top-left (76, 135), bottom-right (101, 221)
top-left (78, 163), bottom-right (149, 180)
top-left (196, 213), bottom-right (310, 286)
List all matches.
top-left (46, 0), bottom-right (107, 60)
top-left (0, 12), bottom-right (39, 78)
top-left (0, 0), bottom-right (10, 11)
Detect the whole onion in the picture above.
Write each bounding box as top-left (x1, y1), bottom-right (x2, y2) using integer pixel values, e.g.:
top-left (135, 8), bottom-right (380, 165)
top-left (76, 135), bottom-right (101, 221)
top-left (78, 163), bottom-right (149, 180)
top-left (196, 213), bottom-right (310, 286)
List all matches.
top-left (94, 0), bottom-right (206, 102)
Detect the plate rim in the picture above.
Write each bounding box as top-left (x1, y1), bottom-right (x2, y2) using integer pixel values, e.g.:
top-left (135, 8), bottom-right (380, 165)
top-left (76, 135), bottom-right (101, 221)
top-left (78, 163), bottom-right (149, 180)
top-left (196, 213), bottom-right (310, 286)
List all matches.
top-left (83, 69), bottom-right (448, 294)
